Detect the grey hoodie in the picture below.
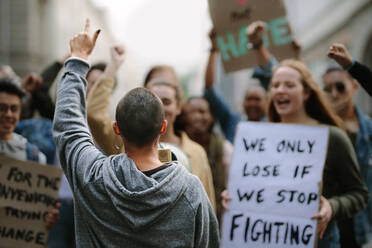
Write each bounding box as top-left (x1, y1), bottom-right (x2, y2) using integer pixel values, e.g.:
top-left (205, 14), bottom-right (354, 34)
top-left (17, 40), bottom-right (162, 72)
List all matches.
top-left (53, 58), bottom-right (219, 248)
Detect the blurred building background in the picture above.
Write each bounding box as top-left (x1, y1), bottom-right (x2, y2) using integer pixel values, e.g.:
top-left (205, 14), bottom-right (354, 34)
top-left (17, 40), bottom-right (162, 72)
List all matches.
top-left (0, 0), bottom-right (371, 116)
top-left (0, 0), bottom-right (140, 115)
top-left (215, 0), bottom-right (372, 116)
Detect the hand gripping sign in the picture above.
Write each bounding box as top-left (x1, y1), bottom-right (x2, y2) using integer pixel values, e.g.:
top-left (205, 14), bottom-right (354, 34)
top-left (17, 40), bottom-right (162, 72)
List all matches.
top-left (221, 122), bottom-right (329, 248)
top-left (208, 0), bottom-right (296, 73)
top-left (0, 156), bottom-right (62, 248)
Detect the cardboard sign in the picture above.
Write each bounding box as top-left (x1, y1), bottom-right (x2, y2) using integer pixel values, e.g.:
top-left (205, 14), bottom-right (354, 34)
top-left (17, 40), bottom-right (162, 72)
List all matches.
top-left (0, 155), bottom-right (62, 248)
top-left (221, 122), bottom-right (329, 247)
top-left (208, 0), bottom-right (296, 73)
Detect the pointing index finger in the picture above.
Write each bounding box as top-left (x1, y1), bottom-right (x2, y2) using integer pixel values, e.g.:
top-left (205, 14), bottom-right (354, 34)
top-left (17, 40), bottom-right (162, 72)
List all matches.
top-left (84, 18), bottom-right (90, 34)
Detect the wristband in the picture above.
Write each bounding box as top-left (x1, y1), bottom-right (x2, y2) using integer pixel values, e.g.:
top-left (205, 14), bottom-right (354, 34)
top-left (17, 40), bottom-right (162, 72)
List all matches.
top-left (344, 59), bottom-right (356, 71)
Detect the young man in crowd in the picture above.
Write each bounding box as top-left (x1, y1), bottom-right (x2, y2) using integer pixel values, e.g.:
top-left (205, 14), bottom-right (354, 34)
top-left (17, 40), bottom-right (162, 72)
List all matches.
top-left (0, 77), bottom-right (46, 163)
top-left (328, 43), bottom-right (372, 97)
top-left (53, 19), bottom-right (219, 247)
top-left (0, 76), bottom-right (59, 229)
top-left (324, 47), bottom-right (372, 247)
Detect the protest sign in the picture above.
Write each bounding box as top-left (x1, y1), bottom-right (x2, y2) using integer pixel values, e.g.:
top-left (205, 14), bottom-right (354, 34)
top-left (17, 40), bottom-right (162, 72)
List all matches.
top-left (0, 155), bottom-right (62, 248)
top-left (208, 0), bottom-right (296, 73)
top-left (221, 122), bottom-right (329, 247)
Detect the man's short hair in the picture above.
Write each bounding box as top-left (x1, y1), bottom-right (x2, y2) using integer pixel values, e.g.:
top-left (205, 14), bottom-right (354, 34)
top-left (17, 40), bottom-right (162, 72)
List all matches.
top-left (115, 87), bottom-right (164, 147)
top-left (0, 77), bottom-right (25, 99)
top-left (323, 66), bottom-right (353, 80)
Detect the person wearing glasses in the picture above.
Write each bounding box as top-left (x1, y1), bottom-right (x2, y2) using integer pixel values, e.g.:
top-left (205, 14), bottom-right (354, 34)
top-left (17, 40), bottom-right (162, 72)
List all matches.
top-left (0, 77), bottom-right (60, 230)
top-left (327, 43), bottom-right (372, 97)
top-left (322, 63), bottom-right (372, 248)
top-left (0, 77), bottom-right (46, 163)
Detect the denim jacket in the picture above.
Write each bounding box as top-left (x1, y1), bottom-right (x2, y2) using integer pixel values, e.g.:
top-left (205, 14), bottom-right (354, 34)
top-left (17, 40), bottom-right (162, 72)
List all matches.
top-left (354, 106), bottom-right (372, 245)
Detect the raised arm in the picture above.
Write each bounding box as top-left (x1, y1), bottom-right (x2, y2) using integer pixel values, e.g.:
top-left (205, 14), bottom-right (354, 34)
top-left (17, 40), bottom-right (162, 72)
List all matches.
top-left (203, 30), bottom-right (240, 143)
top-left (22, 53), bottom-right (70, 120)
top-left (205, 29), bottom-right (218, 90)
top-left (247, 21), bottom-right (278, 90)
top-left (87, 45), bottom-right (125, 155)
top-left (328, 43), bottom-right (372, 96)
top-left (53, 19), bottom-right (104, 186)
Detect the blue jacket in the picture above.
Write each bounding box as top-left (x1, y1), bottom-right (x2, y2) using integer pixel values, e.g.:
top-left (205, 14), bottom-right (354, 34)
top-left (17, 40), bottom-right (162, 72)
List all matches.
top-left (15, 118), bottom-right (55, 164)
top-left (202, 57), bottom-right (275, 143)
top-left (203, 87), bottom-right (240, 143)
top-left (354, 106), bottom-right (372, 245)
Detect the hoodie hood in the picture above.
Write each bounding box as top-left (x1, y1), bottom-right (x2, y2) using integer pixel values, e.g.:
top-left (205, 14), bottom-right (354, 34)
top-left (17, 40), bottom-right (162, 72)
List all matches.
top-left (102, 154), bottom-right (188, 230)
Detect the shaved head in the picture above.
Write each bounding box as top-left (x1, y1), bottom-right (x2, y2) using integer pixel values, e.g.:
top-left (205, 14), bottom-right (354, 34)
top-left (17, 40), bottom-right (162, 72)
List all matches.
top-left (115, 87), bottom-right (164, 147)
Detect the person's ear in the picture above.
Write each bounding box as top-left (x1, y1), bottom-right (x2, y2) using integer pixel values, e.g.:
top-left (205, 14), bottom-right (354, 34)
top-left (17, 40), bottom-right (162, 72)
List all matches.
top-left (113, 122), bottom-right (121, 135)
top-left (304, 88), bottom-right (311, 101)
top-left (351, 79), bottom-right (358, 95)
top-left (176, 103), bottom-right (183, 116)
top-left (160, 120), bottom-right (167, 135)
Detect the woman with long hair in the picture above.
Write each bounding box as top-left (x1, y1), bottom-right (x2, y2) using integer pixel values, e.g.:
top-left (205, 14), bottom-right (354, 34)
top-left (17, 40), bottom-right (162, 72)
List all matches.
top-left (223, 59), bottom-right (368, 247)
top-left (146, 77), bottom-right (217, 211)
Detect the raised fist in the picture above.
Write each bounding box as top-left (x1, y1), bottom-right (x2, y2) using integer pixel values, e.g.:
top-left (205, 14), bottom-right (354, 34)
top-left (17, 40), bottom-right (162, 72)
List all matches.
top-left (110, 45), bottom-right (126, 67)
top-left (327, 43), bottom-right (353, 68)
top-left (209, 29), bottom-right (218, 52)
top-left (246, 21), bottom-right (266, 48)
top-left (21, 73), bottom-right (43, 93)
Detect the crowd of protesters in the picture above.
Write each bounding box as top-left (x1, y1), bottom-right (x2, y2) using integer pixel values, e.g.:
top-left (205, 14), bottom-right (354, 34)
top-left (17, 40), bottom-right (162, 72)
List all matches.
top-left (0, 17), bottom-right (372, 248)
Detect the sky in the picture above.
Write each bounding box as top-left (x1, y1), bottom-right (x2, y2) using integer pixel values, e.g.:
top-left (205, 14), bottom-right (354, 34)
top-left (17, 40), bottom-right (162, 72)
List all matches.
top-left (92, 0), bottom-right (212, 78)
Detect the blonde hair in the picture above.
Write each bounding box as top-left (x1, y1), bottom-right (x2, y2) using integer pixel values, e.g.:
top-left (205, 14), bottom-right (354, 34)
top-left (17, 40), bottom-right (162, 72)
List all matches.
top-left (267, 59), bottom-right (342, 128)
top-left (144, 65), bottom-right (179, 86)
top-left (146, 77), bottom-right (183, 106)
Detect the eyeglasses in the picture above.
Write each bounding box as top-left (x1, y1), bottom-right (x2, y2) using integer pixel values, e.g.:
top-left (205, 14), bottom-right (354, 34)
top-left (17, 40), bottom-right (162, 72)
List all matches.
top-left (0, 103), bottom-right (20, 113)
top-left (323, 82), bottom-right (346, 94)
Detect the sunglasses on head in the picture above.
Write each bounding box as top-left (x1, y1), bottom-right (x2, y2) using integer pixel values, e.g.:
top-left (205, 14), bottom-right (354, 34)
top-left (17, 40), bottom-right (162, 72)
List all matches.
top-left (323, 82), bottom-right (345, 94)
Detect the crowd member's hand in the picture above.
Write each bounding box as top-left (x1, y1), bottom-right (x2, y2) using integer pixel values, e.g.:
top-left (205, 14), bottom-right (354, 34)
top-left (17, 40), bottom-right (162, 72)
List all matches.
top-left (209, 29), bottom-right (218, 52)
top-left (327, 43), bottom-right (353, 68)
top-left (0, 65), bottom-right (20, 81)
top-left (103, 45), bottom-right (125, 79)
top-left (311, 196), bottom-right (333, 239)
top-left (70, 19), bottom-right (100, 61)
top-left (292, 39), bottom-right (302, 60)
top-left (21, 73), bottom-right (43, 92)
top-left (246, 21), bottom-right (266, 48)
top-left (45, 202), bottom-right (61, 230)
top-left (221, 189), bottom-right (231, 210)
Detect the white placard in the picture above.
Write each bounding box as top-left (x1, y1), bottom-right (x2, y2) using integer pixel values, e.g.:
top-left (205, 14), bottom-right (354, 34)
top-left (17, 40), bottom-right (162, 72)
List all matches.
top-left (221, 122), bottom-right (329, 248)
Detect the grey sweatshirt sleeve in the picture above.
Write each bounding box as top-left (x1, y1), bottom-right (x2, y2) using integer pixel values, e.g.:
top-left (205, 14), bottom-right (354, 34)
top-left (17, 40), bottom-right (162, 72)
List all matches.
top-left (53, 58), bottom-right (105, 189)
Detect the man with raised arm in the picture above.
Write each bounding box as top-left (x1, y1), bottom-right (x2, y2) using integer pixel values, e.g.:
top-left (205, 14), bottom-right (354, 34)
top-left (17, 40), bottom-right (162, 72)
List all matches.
top-left (328, 43), bottom-right (372, 97)
top-left (53, 19), bottom-right (219, 247)
top-left (323, 44), bottom-right (372, 247)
